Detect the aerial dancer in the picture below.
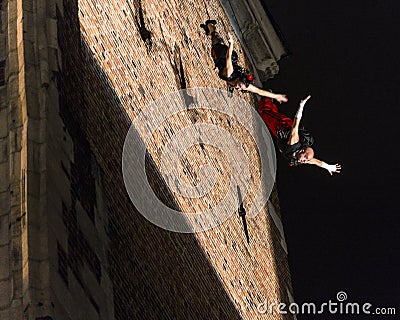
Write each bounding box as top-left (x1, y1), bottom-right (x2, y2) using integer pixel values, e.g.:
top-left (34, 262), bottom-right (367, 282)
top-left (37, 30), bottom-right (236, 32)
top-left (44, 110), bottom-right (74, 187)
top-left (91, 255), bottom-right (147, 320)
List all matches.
top-left (200, 20), bottom-right (288, 103)
top-left (258, 95), bottom-right (341, 175)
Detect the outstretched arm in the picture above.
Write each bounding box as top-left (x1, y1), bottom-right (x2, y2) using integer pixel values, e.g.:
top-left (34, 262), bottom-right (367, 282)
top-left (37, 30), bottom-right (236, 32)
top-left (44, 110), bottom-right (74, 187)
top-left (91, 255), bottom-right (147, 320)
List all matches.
top-left (245, 84), bottom-right (288, 103)
top-left (308, 158), bottom-right (342, 175)
top-left (288, 95), bottom-right (311, 145)
top-left (224, 33), bottom-right (235, 78)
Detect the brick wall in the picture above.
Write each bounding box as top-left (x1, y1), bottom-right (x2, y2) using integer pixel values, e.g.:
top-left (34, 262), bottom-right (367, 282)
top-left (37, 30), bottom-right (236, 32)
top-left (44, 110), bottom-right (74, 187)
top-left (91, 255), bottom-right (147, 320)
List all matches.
top-left (54, 0), bottom-right (296, 319)
top-left (1, 0), bottom-right (295, 318)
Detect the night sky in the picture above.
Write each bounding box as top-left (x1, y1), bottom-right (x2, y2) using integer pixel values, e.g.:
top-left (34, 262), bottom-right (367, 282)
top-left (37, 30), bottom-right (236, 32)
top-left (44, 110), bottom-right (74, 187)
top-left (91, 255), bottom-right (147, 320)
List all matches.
top-left (262, 0), bottom-right (400, 319)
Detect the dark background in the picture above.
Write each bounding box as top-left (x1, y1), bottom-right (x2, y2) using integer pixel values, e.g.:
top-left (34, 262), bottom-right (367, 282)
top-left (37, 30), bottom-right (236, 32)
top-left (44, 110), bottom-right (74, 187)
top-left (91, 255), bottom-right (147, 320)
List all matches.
top-left (262, 0), bottom-right (400, 319)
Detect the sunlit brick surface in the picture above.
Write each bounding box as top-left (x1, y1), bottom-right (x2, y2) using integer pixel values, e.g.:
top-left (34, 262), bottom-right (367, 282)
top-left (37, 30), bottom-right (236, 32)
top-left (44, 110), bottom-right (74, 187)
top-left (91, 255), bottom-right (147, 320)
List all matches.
top-left (1, 0), bottom-right (295, 319)
top-left (58, 0), bottom-right (295, 318)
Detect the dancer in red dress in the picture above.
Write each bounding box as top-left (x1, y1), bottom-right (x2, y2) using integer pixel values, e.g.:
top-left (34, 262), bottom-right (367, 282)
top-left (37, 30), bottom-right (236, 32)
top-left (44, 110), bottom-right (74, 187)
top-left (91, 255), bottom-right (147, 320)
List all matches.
top-left (258, 95), bottom-right (341, 174)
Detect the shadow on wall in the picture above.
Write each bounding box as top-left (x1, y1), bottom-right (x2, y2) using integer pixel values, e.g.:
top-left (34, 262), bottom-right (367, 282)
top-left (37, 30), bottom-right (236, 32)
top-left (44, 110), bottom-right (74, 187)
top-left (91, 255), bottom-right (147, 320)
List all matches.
top-left (250, 94), bottom-right (295, 319)
top-left (250, 98), bottom-right (294, 317)
top-left (56, 0), bottom-right (242, 319)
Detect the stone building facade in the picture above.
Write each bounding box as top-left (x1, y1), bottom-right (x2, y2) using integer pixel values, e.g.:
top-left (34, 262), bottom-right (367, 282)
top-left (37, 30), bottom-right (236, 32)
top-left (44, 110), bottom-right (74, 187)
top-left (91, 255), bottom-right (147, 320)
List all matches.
top-left (0, 0), bottom-right (294, 319)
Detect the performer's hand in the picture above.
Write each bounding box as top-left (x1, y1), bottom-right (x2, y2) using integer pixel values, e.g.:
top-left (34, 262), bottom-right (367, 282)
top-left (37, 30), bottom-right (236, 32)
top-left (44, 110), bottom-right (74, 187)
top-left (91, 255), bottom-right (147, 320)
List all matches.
top-left (299, 95), bottom-right (311, 108)
top-left (325, 163), bottom-right (341, 175)
top-left (275, 94), bottom-right (288, 104)
top-left (227, 33), bottom-right (234, 46)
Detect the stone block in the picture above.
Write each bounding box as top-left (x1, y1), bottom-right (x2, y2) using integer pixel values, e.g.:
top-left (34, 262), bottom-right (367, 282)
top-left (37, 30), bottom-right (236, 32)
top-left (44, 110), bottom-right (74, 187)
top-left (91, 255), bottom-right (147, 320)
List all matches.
top-left (27, 259), bottom-right (50, 290)
top-left (0, 309), bottom-right (10, 319)
top-left (23, 39), bottom-right (36, 67)
top-left (28, 118), bottom-right (45, 143)
top-left (1, 12), bottom-right (7, 33)
top-left (68, 274), bottom-right (97, 319)
top-left (26, 170), bottom-right (41, 198)
top-left (0, 161), bottom-right (8, 192)
top-left (27, 223), bottom-right (48, 262)
top-left (23, 0), bottom-right (34, 13)
top-left (0, 213), bottom-right (9, 246)
top-left (47, 0), bottom-right (57, 18)
top-left (0, 107), bottom-right (8, 138)
top-left (0, 192), bottom-right (9, 216)
top-left (9, 146), bottom-right (21, 173)
top-left (47, 213), bottom-right (68, 253)
top-left (9, 299), bottom-right (24, 320)
top-left (26, 89), bottom-right (41, 120)
top-left (48, 47), bottom-right (59, 72)
top-left (7, 26), bottom-right (18, 54)
top-left (6, 74), bottom-right (19, 100)
top-left (47, 18), bottom-right (58, 49)
top-left (0, 278), bottom-right (11, 308)
top-left (0, 87), bottom-right (6, 108)
top-left (9, 127), bottom-right (22, 154)
top-left (51, 291), bottom-right (74, 320)
top-left (28, 140), bottom-right (45, 173)
top-left (0, 245), bottom-right (9, 279)
top-left (0, 34), bottom-right (6, 60)
top-left (0, 137), bottom-right (7, 163)
top-left (23, 13), bottom-right (35, 44)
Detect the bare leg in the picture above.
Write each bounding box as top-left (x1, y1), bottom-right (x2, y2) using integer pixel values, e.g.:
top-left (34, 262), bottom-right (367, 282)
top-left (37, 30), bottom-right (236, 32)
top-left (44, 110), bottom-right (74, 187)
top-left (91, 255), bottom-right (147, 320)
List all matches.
top-left (200, 19), bottom-right (217, 36)
top-left (207, 22), bottom-right (216, 35)
top-left (208, 23), bottom-right (226, 47)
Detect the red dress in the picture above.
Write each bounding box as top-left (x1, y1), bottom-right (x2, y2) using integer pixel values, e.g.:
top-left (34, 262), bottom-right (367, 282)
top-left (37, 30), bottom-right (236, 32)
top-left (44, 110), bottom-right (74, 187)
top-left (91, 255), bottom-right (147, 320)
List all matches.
top-left (257, 97), bottom-right (293, 137)
top-left (258, 97), bottom-right (315, 166)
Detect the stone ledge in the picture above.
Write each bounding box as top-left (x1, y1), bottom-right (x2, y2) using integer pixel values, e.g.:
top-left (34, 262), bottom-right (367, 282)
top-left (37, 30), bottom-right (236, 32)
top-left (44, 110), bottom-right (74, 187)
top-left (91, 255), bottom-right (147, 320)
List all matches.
top-left (219, 0), bottom-right (289, 82)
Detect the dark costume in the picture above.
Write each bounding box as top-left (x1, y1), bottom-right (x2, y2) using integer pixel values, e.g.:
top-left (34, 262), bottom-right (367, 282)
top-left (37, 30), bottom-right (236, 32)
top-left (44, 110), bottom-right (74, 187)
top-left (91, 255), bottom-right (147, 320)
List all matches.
top-left (209, 31), bottom-right (254, 87)
top-left (258, 97), bottom-right (314, 166)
